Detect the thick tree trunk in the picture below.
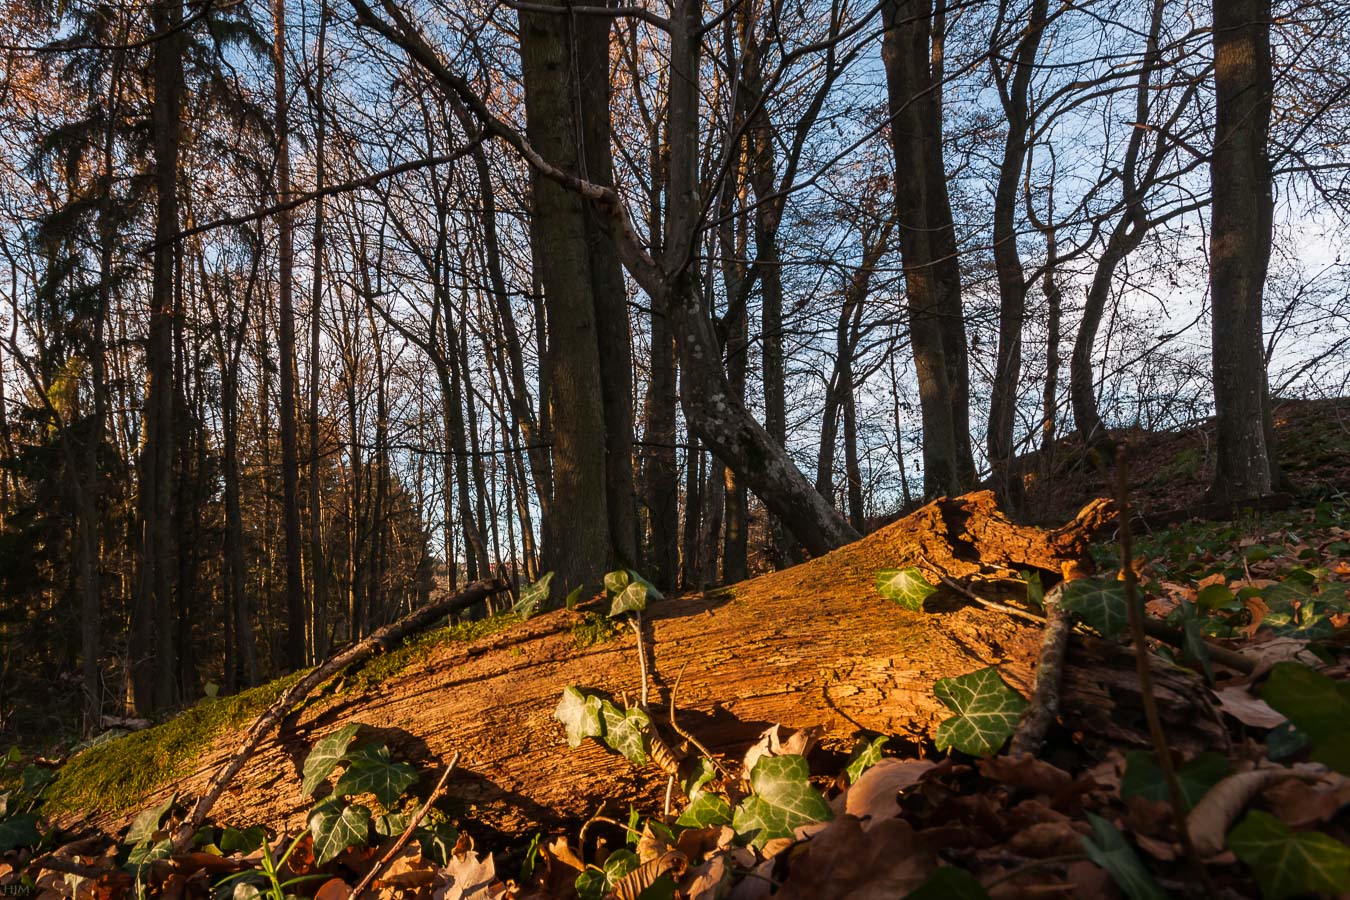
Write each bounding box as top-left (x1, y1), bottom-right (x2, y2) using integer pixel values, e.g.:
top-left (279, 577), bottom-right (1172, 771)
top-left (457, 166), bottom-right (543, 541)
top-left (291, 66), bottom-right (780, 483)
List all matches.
top-left (880, 0), bottom-right (975, 498)
top-left (577, 15), bottom-right (641, 571)
top-left (518, 1), bottom-right (612, 597)
top-left (75, 493), bottom-right (1118, 842)
top-left (1209, 0), bottom-right (1280, 503)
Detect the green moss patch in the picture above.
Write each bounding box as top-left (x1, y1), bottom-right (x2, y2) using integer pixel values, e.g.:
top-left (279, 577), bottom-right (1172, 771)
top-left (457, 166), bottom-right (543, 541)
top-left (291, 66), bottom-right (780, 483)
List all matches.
top-left (45, 673), bottom-right (302, 817)
top-left (342, 613), bottom-right (524, 694)
top-left (571, 611), bottom-right (621, 648)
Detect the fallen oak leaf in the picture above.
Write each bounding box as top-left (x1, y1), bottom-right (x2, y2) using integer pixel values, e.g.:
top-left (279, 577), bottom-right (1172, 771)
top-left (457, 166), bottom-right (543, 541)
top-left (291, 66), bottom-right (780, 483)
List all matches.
top-left (842, 758), bottom-right (935, 826)
top-left (1213, 686), bottom-right (1286, 729)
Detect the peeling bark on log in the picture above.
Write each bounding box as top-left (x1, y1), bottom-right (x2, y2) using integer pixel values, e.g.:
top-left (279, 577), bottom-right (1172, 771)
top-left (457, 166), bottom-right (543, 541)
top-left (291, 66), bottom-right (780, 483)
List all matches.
top-left (68, 492), bottom-right (1145, 843)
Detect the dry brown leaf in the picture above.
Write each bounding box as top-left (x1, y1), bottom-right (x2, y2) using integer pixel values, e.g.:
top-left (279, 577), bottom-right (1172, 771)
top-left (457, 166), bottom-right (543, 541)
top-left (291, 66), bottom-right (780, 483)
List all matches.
top-left (1213, 685), bottom-right (1286, 728)
top-left (313, 878), bottom-right (351, 900)
top-left (381, 846), bottom-right (437, 889)
top-left (611, 850), bottom-right (687, 900)
top-left (1007, 821), bottom-right (1086, 858)
top-left (1261, 772), bottom-right (1350, 828)
top-left (978, 755), bottom-right (1072, 795)
top-left (434, 850), bottom-right (498, 900)
top-left (675, 825), bottom-right (736, 862)
top-left (843, 758), bottom-right (936, 826)
top-left (726, 856), bottom-right (775, 900)
top-left (1187, 768), bottom-right (1301, 856)
top-left (683, 854), bottom-right (731, 900)
top-left (772, 815), bottom-right (934, 900)
top-left (741, 725), bottom-right (820, 777)
top-left (636, 823), bottom-right (672, 863)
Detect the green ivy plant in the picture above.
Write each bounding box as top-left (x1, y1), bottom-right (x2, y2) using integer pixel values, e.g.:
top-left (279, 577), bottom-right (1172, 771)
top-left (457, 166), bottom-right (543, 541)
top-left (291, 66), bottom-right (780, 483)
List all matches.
top-left (0, 750), bottom-right (51, 854)
top-left (932, 667), bottom-right (1028, 757)
top-left (299, 724), bottom-right (419, 864)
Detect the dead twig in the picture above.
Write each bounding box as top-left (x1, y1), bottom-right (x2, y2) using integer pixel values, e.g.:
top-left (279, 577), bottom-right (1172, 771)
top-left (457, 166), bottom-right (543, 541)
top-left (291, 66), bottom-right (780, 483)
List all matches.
top-left (347, 751), bottom-right (461, 899)
top-left (171, 578), bottom-right (507, 852)
top-left (1010, 582), bottom-right (1071, 756)
top-left (936, 574), bottom-right (1047, 625)
top-left (27, 855), bottom-right (110, 880)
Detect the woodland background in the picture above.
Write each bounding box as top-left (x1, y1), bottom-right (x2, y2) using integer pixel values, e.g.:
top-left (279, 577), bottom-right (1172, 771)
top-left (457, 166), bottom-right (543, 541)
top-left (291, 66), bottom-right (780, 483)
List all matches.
top-left (0, 0), bottom-right (1346, 746)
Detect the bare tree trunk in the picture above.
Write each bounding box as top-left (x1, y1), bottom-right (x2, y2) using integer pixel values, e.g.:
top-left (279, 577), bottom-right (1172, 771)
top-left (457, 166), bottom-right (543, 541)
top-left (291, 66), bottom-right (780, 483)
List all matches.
top-left (271, 0), bottom-right (307, 669)
top-left (880, 0), bottom-right (974, 498)
top-left (986, 0), bottom-right (1048, 513)
top-left (132, 0), bottom-right (185, 713)
top-left (577, 14), bottom-right (640, 570)
top-left (306, 0), bottom-right (330, 661)
top-left (518, 0), bottom-right (613, 596)
top-left (1208, 0), bottom-right (1280, 502)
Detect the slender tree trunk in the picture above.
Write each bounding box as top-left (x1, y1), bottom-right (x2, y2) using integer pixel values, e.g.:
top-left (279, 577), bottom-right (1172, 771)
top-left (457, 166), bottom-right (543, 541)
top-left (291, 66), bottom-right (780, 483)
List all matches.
top-left (986, 0), bottom-right (1047, 513)
top-left (1208, 0), bottom-right (1280, 502)
top-left (307, 0), bottom-right (330, 660)
top-left (132, 0), bottom-right (186, 714)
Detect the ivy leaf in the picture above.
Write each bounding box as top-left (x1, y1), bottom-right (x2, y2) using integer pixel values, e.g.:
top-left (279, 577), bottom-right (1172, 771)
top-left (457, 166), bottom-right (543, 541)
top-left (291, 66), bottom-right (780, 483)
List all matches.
top-left (555, 687), bottom-right (604, 748)
top-left (333, 753), bottom-right (418, 807)
top-left (682, 757), bottom-right (716, 799)
top-left (1060, 576), bottom-right (1129, 638)
top-left (417, 822), bottom-right (459, 866)
top-left (575, 869), bottom-right (607, 900)
top-left (125, 837), bottom-right (172, 871)
top-left (0, 814), bottom-right (40, 853)
top-left (906, 867), bottom-right (990, 899)
top-left (603, 569), bottom-right (632, 595)
top-left (603, 848), bottom-right (640, 886)
top-left (609, 582), bottom-right (648, 617)
top-left (514, 572), bottom-right (553, 618)
top-left (598, 701), bottom-right (649, 765)
top-left (731, 755), bottom-right (833, 848)
top-left (1229, 810), bottom-right (1350, 900)
top-left (308, 797), bottom-right (372, 865)
top-left (933, 668), bottom-right (1028, 757)
top-left (1259, 662), bottom-right (1350, 774)
top-left (125, 793), bottom-right (176, 846)
top-left (375, 811), bottom-right (409, 837)
top-left (301, 723), bottom-right (362, 798)
top-left (1196, 583), bottom-right (1237, 611)
top-left (1120, 751), bottom-right (1230, 810)
top-left (219, 825), bottom-right (265, 855)
top-left (1081, 813), bottom-right (1166, 900)
top-left (676, 793), bottom-right (732, 828)
top-left (844, 735), bottom-right (889, 784)
top-left (19, 765), bottom-right (52, 799)
top-left (876, 567), bottom-right (936, 612)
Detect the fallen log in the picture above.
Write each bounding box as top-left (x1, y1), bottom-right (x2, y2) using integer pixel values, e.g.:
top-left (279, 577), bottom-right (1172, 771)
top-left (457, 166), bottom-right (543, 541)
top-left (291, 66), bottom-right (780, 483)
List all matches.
top-left (63, 491), bottom-right (1193, 845)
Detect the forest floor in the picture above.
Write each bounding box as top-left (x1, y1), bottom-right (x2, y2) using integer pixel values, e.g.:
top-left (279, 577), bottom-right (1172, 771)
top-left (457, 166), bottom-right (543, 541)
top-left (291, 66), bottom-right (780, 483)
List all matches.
top-left (3, 398), bottom-right (1349, 898)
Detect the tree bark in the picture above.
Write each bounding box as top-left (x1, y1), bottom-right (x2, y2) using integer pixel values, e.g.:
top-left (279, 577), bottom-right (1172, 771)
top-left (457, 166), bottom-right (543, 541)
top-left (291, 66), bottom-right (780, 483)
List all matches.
top-left (1208, 0), bottom-right (1280, 503)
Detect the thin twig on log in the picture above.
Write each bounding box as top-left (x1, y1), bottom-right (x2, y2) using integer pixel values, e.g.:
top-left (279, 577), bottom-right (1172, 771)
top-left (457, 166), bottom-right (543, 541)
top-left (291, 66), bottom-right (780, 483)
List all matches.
top-left (936, 574), bottom-right (1047, 625)
top-left (347, 752), bottom-right (461, 899)
top-left (170, 579), bottom-right (506, 852)
top-left (1010, 583), bottom-right (1070, 756)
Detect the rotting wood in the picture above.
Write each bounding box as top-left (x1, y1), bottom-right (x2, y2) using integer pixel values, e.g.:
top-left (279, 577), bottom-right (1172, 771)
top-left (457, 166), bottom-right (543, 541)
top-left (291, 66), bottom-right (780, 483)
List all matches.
top-left (1009, 582), bottom-right (1071, 757)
